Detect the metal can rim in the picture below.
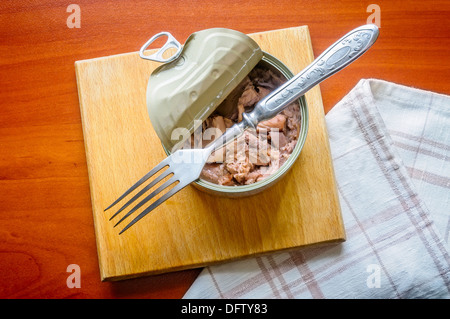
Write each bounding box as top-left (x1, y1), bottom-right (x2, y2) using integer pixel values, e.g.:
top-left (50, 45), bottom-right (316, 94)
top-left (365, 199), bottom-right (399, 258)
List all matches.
top-left (164, 52), bottom-right (309, 196)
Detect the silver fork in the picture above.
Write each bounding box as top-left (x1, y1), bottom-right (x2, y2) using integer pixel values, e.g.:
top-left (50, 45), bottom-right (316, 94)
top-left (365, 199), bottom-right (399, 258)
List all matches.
top-left (105, 24), bottom-right (379, 234)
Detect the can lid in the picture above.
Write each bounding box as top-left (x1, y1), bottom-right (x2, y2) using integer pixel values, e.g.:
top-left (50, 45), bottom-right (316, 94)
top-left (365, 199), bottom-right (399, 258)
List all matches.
top-left (142, 28), bottom-right (263, 152)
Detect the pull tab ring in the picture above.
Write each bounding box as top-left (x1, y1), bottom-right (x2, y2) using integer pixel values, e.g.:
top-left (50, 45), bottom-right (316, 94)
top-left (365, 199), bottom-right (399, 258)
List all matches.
top-left (139, 32), bottom-right (182, 63)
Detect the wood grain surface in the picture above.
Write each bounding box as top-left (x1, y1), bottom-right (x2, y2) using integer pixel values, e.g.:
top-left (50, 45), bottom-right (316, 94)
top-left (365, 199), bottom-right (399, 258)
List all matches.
top-left (1, 0), bottom-right (450, 298)
top-left (75, 26), bottom-right (344, 281)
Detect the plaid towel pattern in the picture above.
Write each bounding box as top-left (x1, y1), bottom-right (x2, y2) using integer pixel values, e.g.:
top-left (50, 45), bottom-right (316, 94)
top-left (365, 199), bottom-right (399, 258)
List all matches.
top-left (183, 79), bottom-right (450, 298)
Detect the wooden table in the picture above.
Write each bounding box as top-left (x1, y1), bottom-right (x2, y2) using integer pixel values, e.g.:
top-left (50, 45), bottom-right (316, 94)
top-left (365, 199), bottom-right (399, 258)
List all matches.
top-left (1, 0), bottom-right (449, 299)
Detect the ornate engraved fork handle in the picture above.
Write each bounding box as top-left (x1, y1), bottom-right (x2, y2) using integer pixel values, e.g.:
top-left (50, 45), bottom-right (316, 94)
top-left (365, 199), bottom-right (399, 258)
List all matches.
top-left (244, 24), bottom-right (379, 126)
top-left (205, 25), bottom-right (379, 157)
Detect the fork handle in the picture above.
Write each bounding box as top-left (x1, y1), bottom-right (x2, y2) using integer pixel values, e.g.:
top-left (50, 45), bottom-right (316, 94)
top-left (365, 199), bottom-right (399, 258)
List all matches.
top-left (205, 25), bottom-right (378, 155)
top-left (243, 24), bottom-right (379, 126)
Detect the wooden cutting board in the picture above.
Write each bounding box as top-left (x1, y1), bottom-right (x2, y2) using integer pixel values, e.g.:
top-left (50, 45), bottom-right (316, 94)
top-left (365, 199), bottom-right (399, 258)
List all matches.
top-left (75, 25), bottom-right (345, 281)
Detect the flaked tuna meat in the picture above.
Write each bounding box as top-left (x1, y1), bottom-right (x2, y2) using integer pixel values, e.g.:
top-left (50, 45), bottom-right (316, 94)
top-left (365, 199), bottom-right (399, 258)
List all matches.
top-left (236, 81), bottom-right (259, 122)
top-left (257, 114), bottom-right (287, 132)
top-left (192, 65), bottom-right (301, 186)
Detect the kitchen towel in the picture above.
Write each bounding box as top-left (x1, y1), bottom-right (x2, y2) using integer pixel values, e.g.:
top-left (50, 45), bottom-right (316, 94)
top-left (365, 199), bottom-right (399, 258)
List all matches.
top-left (183, 79), bottom-right (450, 299)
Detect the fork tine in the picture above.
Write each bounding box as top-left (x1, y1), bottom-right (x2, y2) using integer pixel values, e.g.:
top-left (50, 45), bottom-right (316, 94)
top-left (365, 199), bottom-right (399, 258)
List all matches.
top-left (104, 157), bottom-right (170, 211)
top-left (113, 174), bottom-right (179, 228)
top-left (118, 181), bottom-right (187, 234)
top-left (109, 167), bottom-right (174, 221)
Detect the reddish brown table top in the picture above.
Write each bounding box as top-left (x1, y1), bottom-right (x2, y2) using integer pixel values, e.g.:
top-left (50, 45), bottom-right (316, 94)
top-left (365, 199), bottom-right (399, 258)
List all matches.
top-left (1, 0), bottom-right (449, 298)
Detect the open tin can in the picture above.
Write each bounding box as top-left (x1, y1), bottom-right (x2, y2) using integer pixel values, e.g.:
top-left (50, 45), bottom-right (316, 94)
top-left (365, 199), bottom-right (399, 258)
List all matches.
top-left (140, 28), bottom-right (308, 197)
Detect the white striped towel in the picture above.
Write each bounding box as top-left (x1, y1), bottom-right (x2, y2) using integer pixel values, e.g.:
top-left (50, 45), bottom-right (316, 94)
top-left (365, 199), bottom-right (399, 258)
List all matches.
top-left (183, 79), bottom-right (450, 299)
